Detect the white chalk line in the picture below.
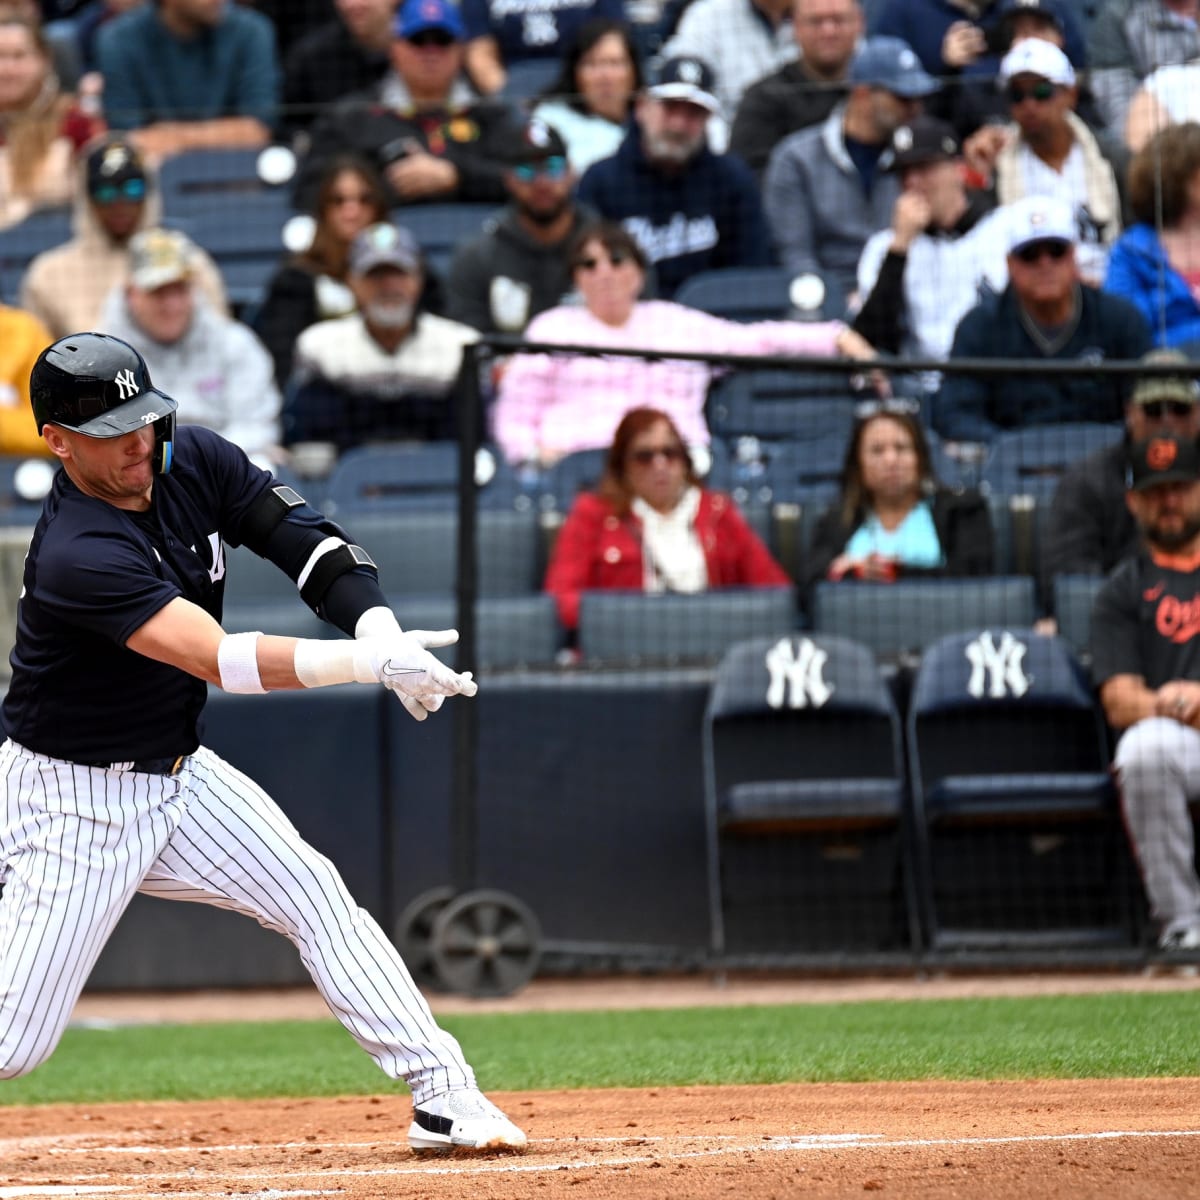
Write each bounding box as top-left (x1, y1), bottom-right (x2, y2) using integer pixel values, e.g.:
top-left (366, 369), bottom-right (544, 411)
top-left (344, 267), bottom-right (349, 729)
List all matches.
top-left (6, 1127), bottom-right (1200, 1194)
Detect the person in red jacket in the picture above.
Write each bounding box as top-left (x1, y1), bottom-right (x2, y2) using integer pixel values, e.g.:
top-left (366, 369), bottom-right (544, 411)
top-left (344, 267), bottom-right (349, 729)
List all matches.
top-left (545, 406), bottom-right (790, 630)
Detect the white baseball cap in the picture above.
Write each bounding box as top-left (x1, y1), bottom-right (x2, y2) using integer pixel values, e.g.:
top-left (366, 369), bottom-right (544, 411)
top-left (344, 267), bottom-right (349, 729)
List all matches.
top-left (999, 38), bottom-right (1075, 87)
top-left (1005, 194), bottom-right (1077, 254)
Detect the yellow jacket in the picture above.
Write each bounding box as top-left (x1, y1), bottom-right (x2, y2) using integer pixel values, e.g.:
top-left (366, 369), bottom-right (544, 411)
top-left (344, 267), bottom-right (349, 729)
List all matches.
top-left (0, 305), bottom-right (53, 457)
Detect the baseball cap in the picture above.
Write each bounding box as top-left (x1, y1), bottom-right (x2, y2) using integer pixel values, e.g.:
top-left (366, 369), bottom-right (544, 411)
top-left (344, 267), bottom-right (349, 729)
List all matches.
top-left (999, 37), bottom-right (1075, 87)
top-left (1131, 349), bottom-right (1200, 408)
top-left (86, 137), bottom-right (147, 201)
top-left (1129, 433), bottom-right (1200, 491)
top-left (997, 0), bottom-right (1067, 35)
top-left (848, 36), bottom-right (939, 99)
top-left (395, 0), bottom-right (463, 41)
top-left (886, 115), bottom-right (961, 171)
top-left (128, 228), bottom-right (197, 291)
top-left (1005, 194), bottom-right (1077, 254)
top-left (349, 222), bottom-right (422, 276)
top-left (498, 115), bottom-right (568, 165)
top-left (646, 55), bottom-right (721, 114)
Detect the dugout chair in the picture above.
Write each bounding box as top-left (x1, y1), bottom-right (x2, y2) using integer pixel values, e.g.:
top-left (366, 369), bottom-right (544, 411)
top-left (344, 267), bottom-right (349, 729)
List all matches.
top-left (674, 265), bottom-right (847, 323)
top-left (1052, 573), bottom-right (1106, 662)
top-left (906, 628), bottom-right (1136, 951)
top-left (703, 633), bottom-right (920, 957)
top-left (390, 203), bottom-right (500, 279)
top-left (576, 586), bottom-right (796, 667)
top-left (811, 576), bottom-right (1037, 664)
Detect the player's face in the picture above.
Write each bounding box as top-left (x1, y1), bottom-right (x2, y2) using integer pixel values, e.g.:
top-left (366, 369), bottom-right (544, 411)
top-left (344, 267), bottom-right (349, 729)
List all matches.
top-left (45, 425), bottom-right (156, 510)
top-left (858, 415), bottom-right (920, 505)
top-left (624, 419), bottom-right (689, 513)
top-left (1129, 480), bottom-right (1200, 552)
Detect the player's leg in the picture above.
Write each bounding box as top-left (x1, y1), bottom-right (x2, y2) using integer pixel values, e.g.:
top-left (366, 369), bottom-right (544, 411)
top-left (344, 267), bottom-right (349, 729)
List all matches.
top-left (139, 747), bottom-right (524, 1150)
top-left (0, 744), bottom-right (186, 1077)
top-left (1114, 716), bottom-right (1200, 946)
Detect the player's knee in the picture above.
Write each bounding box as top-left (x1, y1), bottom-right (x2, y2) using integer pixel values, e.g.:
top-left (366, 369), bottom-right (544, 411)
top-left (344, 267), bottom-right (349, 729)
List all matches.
top-left (0, 1041), bottom-right (53, 1078)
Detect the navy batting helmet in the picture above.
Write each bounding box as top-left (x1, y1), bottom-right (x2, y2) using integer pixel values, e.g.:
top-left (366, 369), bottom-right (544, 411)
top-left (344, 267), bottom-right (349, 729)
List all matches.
top-left (30, 333), bottom-right (178, 473)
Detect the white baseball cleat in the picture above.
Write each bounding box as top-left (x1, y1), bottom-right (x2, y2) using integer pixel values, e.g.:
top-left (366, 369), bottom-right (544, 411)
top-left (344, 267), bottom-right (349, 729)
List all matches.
top-left (408, 1088), bottom-right (528, 1153)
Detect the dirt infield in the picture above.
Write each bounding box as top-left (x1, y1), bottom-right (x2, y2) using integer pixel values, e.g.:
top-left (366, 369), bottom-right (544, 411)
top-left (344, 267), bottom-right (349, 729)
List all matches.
top-left (4, 1079), bottom-right (1200, 1199)
top-left (5, 974), bottom-right (1199, 1199)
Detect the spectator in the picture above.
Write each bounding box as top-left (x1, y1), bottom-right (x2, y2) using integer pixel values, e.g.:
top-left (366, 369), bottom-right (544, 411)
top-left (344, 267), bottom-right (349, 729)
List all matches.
top-left (803, 403), bottom-right (994, 599)
top-left (287, 220), bottom-right (480, 450)
top-left (445, 116), bottom-right (592, 334)
top-left (1105, 123), bottom-right (1200, 348)
top-left (293, 0), bottom-right (514, 212)
top-left (98, 228), bottom-right (282, 464)
top-left (935, 195), bottom-right (1152, 443)
top-left (729, 0), bottom-right (863, 179)
top-left (1088, 0), bottom-right (1200, 140)
top-left (577, 55), bottom-right (772, 299)
top-left (1091, 430), bottom-right (1200, 954)
top-left (853, 115), bottom-right (1008, 362)
top-left (96, 0), bottom-right (279, 162)
top-left (1042, 348), bottom-right (1200, 583)
top-left (69, 0), bottom-right (142, 75)
top-left (19, 134), bottom-right (228, 339)
top-left (660, 0), bottom-right (797, 123)
top-left (531, 19), bottom-right (642, 175)
top-left (763, 36), bottom-right (938, 302)
top-left (0, 5), bottom-right (103, 230)
top-left (1125, 61), bottom-right (1200, 152)
top-left (544, 406), bottom-right (790, 630)
top-left (247, 0), bottom-right (328, 59)
top-left (0, 299), bottom-right (53, 456)
top-left (280, 0), bottom-right (398, 139)
top-left (492, 221), bottom-right (877, 467)
top-left (254, 155), bottom-right (391, 389)
top-left (964, 39), bottom-right (1121, 285)
top-left (461, 0), bottom-right (624, 99)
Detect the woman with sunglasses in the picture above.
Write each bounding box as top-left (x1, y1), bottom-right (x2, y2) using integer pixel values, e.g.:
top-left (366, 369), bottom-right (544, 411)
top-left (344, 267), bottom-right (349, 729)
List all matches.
top-left (803, 404), bottom-right (993, 601)
top-left (254, 155), bottom-right (391, 389)
top-left (545, 406), bottom-right (790, 630)
top-left (1104, 123), bottom-right (1200, 350)
top-left (0, 6), bottom-right (103, 230)
top-left (493, 220), bottom-right (877, 468)
top-left (531, 19), bottom-right (643, 175)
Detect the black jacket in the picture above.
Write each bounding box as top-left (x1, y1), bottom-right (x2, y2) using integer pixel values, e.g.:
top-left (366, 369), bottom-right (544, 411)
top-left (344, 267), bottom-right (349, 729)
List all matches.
top-left (280, 20), bottom-right (390, 137)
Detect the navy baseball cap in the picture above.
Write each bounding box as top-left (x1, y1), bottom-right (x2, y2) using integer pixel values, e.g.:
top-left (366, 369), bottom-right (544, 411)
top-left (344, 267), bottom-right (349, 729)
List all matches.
top-left (498, 115), bottom-right (568, 164)
top-left (647, 55), bottom-right (721, 114)
top-left (1129, 434), bottom-right (1200, 491)
top-left (886, 115), bottom-right (961, 171)
top-left (86, 137), bottom-right (146, 198)
top-left (395, 0), bottom-right (463, 40)
top-left (849, 36), bottom-right (939, 98)
top-left (997, 0), bottom-right (1067, 35)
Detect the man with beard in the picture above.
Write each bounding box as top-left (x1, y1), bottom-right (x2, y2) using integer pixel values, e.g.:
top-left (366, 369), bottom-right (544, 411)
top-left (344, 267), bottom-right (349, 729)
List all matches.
top-left (445, 117), bottom-right (592, 334)
top-left (96, 0), bottom-right (279, 161)
top-left (576, 55), bottom-right (772, 299)
top-left (1092, 431), bottom-right (1200, 956)
top-left (286, 221), bottom-right (479, 451)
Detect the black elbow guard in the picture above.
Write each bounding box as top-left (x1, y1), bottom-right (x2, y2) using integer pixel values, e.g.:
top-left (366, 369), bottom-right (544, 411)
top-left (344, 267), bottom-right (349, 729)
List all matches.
top-left (241, 484), bottom-right (307, 554)
top-left (297, 538), bottom-right (379, 612)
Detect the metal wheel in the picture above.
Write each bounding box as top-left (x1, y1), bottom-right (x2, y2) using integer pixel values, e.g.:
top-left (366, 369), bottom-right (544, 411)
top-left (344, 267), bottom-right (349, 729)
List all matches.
top-left (429, 889), bottom-right (542, 998)
top-left (394, 886), bottom-right (456, 991)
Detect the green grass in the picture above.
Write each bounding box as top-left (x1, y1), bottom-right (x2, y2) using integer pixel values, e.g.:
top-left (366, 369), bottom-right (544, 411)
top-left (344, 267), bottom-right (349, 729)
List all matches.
top-left (5, 992), bottom-right (1200, 1106)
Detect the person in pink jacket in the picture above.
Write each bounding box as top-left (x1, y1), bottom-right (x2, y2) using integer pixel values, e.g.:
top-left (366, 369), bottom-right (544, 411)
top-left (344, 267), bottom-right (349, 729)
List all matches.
top-left (545, 406), bottom-right (791, 630)
top-left (491, 220), bottom-right (878, 468)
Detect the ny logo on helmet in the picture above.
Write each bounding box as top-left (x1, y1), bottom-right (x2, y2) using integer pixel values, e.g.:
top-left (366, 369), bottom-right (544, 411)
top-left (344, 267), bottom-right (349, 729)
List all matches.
top-left (114, 368), bottom-right (139, 401)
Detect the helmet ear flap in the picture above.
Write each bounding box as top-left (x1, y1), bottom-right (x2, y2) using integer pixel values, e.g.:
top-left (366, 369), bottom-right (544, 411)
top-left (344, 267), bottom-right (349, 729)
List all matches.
top-left (153, 411), bottom-right (176, 474)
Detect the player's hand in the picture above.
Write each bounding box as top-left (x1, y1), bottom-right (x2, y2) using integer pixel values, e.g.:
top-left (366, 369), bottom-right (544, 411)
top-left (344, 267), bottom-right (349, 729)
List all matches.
top-left (361, 629), bottom-right (479, 721)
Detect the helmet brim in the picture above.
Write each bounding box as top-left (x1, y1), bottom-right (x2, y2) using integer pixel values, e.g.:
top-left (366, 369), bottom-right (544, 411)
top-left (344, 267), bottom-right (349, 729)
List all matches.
top-left (68, 388), bottom-right (179, 438)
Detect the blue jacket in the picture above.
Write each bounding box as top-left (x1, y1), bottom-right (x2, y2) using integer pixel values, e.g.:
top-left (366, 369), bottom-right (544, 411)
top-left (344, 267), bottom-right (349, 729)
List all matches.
top-left (935, 283), bottom-right (1152, 443)
top-left (1103, 222), bottom-right (1200, 349)
top-left (576, 130), bottom-right (772, 299)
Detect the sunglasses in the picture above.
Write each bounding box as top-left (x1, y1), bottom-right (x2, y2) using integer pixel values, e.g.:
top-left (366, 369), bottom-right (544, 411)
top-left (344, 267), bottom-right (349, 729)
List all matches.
top-left (1142, 400), bottom-right (1196, 419)
top-left (407, 29), bottom-right (455, 46)
top-left (1013, 239), bottom-right (1070, 264)
top-left (575, 249), bottom-right (632, 271)
top-left (630, 445), bottom-right (685, 465)
top-left (91, 177), bottom-right (146, 204)
top-left (1007, 79), bottom-right (1057, 104)
top-left (511, 156), bottom-right (568, 182)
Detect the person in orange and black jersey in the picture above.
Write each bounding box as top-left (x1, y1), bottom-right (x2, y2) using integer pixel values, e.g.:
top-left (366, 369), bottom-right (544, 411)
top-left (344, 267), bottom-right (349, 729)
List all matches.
top-left (1092, 431), bottom-right (1200, 956)
top-left (802, 404), bottom-right (993, 609)
top-left (292, 0), bottom-right (515, 212)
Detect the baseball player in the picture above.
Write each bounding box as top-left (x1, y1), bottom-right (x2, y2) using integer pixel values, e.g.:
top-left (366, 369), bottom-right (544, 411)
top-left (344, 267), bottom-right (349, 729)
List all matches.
top-left (0, 333), bottom-right (526, 1153)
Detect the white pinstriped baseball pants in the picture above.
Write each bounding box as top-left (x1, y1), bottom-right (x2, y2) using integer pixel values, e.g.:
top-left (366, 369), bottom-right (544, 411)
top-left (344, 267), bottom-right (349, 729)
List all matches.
top-left (1114, 717), bottom-right (1200, 936)
top-left (0, 740), bottom-right (475, 1103)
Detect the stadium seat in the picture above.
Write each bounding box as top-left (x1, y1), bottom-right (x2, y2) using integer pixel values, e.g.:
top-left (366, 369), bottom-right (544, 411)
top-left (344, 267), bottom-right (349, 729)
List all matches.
top-left (980, 423), bottom-right (1124, 503)
top-left (1052, 573), bottom-right (1106, 659)
top-left (0, 206), bottom-right (72, 302)
top-left (577, 586), bottom-right (796, 666)
top-left (0, 455), bottom-right (54, 526)
top-left (674, 265), bottom-right (846, 323)
top-left (706, 368), bottom-right (857, 443)
top-left (498, 58), bottom-right (561, 101)
top-left (811, 576), bottom-right (1038, 661)
top-left (906, 628), bottom-right (1136, 951)
top-left (390, 203), bottom-right (500, 279)
top-left (703, 633), bottom-right (920, 956)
